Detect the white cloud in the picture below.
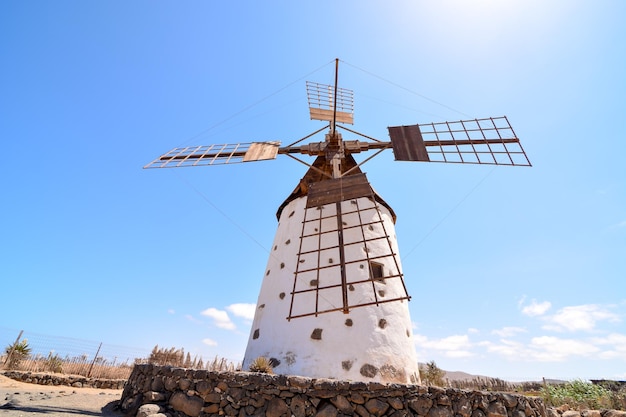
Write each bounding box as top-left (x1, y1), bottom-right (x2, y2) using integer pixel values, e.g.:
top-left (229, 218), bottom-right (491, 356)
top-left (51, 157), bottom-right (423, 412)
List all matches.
top-left (200, 307), bottom-right (236, 330)
top-left (592, 333), bottom-right (626, 360)
top-left (167, 309), bottom-right (175, 314)
top-left (543, 304), bottom-right (620, 333)
top-left (226, 303), bottom-right (256, 321)
top-left (184, 314), bottom-right (203, 325)
top-left (521, 300), bottom-right (552, 317)
top-left (202, 338), bottom-right (218, 347)
top-left (529, 336), bottom-right (599, 361)
top-left (484, 339), bottom-right (527, 359)
top-left (484, 335), bottom-right (599, 362)
top-left (492, 326), bottom-right (527, 338)
top-left (468, 328), bottom-right (480, 334)
top-left (414, 334), bottom-right (475, 358)
top-left (446, 350), bottom-right (474, 358)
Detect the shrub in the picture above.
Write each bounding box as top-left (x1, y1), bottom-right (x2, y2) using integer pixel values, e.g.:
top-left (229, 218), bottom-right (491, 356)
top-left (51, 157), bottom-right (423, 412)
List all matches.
top-left (419, 360), bottom-right (446, 387)
top-left (249, 357), bottom-right (274, 374)
top-left (4, 339), bottom-right (31, 369)
top-left (45, 352), bottom-right (64, 373)
top-left (541, 379), bottom-right (612, 410)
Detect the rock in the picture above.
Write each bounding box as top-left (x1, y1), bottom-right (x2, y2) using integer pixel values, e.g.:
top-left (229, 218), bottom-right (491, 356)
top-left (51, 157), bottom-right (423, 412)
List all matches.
top-left (365, 398), bottom-right (390, 417)
top-left (355, 404), bottom-right (370, 417)
top-left (472, 409), bottom-right (487, 417)
top-left (562, 411), bottom-right (581, 417)
top-left (150, 377), bottom-right (164, 392)
top-left (388, 397), bottom-right (404, 410)
top-left (409, 397), bottom-right (433, 415)
top-left (266, 397), bottom-right (289, 417)
top-left (179, 378), bottom-right (192, 390)
top-left (331, 395), bottom-right (354, 414)
top-left (502, 394), bottom-right (518, 408)
top-left (350, 392), bottom-right (365, 404)
top-left (429, 405), bottom-right (453, 417)
top-left (290, 395), bottom-right (307, 417)
top-left (581, 411), bottom-right (601, 417)
top-left (164, 377), bottom-right (178, 391)
top-left (603, 412), bottom-right (626, 417)
top-left (487, 402), bottom-right (508, 417)
top-left (454, 397), bottom-right (472, 417)
top-left (316, 402), bottom-right (338, 417)
top-left (137, 403), bottom-right (163, 417)
top-left (203, 392), bottom-right (221, 403)
top-left (195, 380), bottom-right (211, 395)
top-left (288, 376), bottom-right (312, 389)
top-left (438, 395), bottom-right (451, 406)
top-left (169, 391), bottom-right (204, 417)
top-left (204, 403), bottom-right (220, 413)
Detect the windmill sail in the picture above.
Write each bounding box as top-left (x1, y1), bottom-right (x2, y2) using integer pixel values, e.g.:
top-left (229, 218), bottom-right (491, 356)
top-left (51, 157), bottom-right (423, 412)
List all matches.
top-left (388, 116), bottom-right (531, 166)
top-left (144, 141), bottom-right (281, 168)
top-left (306, 81), bottom-right (354, 124)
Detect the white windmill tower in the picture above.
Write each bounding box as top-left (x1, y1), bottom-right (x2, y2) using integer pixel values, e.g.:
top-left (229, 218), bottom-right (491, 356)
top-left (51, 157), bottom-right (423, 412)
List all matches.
top-left (145, 59), bottom-right (531, 384)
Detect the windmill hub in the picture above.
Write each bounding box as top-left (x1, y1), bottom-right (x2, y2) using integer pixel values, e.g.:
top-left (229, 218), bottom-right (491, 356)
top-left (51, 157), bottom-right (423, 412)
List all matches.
top-left (145, 60), bottom-right (530, 384)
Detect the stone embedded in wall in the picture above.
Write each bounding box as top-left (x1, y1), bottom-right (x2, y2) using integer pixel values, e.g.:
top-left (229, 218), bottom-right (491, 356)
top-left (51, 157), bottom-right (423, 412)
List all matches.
top-left (310, 328), bottom-right (323, 340)
top-left (360, 363), bottom-right (378, 378)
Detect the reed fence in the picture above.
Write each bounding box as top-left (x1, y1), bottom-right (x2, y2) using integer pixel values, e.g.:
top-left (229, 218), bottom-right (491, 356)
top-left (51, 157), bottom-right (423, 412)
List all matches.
top-left (0, 327), bottom-right (237, 380)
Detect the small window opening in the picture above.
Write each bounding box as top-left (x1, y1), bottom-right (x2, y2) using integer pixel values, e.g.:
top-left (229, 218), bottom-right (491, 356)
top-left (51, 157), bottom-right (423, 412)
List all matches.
top-left (370, 261), bottom-right (384, 280)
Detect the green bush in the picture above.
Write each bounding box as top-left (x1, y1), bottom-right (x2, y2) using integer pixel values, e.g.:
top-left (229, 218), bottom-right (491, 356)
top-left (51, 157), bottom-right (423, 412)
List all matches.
top-left (541, 379), bottom-right (612, 410)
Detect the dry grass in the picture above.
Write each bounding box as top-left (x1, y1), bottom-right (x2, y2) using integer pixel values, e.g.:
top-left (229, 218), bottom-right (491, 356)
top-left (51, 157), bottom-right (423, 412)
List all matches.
top-left (1, 345), bottom-right (240, 380)
top-left (448, 376), bottom-right (544, 393)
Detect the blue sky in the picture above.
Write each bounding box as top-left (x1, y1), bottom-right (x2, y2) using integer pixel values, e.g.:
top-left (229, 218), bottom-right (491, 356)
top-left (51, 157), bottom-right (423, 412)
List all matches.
top-left (1, 1), bottom-right (624, 382)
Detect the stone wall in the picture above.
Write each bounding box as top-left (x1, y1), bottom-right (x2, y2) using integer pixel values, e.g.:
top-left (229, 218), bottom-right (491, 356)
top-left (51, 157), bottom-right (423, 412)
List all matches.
top-left (120, 364), bottom-right (547, 417)
top-left (1, 370), bottom-right (126, 389)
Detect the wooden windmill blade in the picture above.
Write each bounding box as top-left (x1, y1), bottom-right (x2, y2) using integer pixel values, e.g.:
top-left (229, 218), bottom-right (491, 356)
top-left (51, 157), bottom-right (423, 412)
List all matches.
top-left (143, 141), bottom-right (282, 168)
top-left (388, 116), bottom-right (532, 166)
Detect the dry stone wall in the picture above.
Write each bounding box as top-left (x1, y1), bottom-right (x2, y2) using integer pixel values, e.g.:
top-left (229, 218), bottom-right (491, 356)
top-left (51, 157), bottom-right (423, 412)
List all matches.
top-left (120, 364), bottom-right (547, 417)
top-left (1, 370), bottom-right (126, 389)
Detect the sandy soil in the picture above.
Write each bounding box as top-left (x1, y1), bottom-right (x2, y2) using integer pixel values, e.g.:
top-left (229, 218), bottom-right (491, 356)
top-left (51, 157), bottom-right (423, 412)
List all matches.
top-left (0, 374), bottom-right (123, 417)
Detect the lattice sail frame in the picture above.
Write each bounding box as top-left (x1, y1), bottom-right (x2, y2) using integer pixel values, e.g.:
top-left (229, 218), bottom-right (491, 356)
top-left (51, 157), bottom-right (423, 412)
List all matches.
top-left (144, 142), bottom-right (281, 168)
top-left (288, 190), bottom-right (410, 320)
top-left (306, 81), bottom-right (354, 124)
top-left (388, 116), bottom-right (530, 166)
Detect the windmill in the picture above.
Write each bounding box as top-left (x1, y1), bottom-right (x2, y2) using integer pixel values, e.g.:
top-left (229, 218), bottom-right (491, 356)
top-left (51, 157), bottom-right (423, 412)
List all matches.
top-left (144, 60), bottom-right (531, 384)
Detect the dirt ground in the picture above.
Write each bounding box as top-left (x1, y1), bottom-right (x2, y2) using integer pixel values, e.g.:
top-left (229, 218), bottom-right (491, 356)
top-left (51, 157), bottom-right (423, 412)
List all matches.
top-left (0, 374), bottom-right (123, 417)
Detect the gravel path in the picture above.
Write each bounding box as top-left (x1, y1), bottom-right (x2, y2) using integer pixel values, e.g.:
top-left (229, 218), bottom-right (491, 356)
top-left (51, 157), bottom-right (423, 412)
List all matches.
top-left (0, 374), bottom-right (123, 417)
